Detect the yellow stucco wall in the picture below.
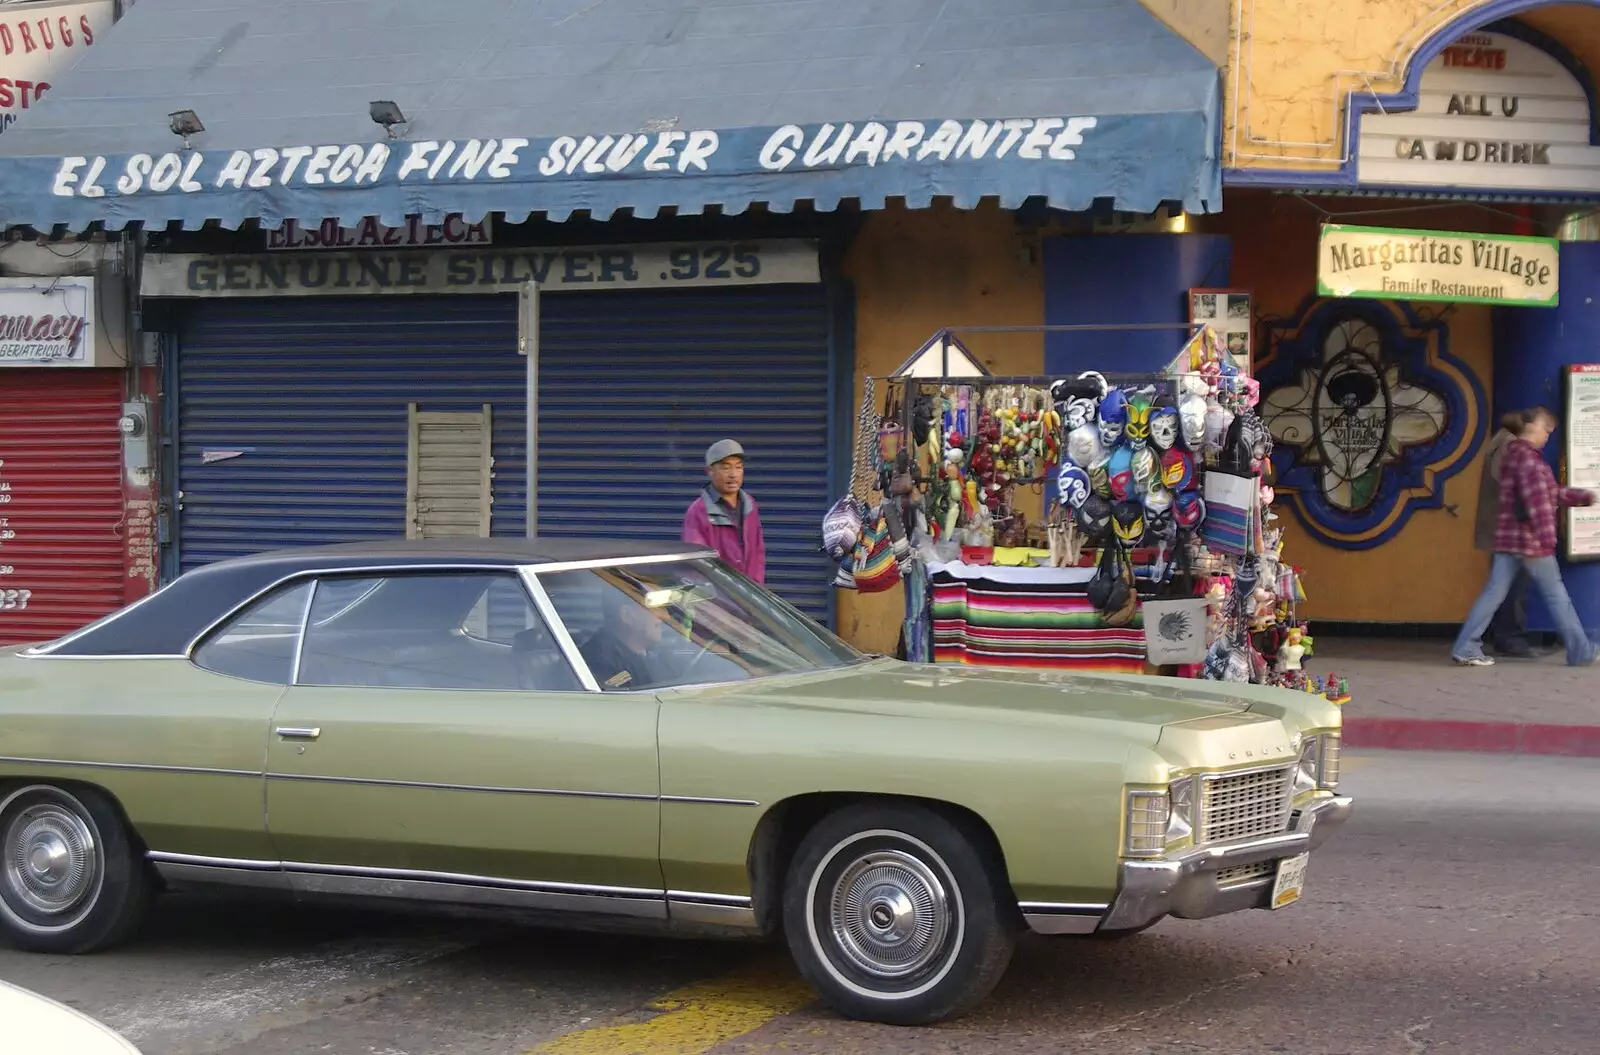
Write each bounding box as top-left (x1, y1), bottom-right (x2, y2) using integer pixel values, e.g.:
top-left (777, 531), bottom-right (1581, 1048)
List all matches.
top-left (1226, 0), bottom-right (1600, 172)
top-left (836, 202), bottom-right (1044, 652)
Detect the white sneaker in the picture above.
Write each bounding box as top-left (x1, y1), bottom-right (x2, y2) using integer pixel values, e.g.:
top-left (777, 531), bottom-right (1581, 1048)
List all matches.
top-left (1452, 655), bottom-right (1495, 667)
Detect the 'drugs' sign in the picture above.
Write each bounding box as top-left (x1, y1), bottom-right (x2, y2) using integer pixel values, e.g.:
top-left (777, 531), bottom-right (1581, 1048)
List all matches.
top-left (0, 1), bottom-right (116, 138)
top-left (1316, 223), bottom-right (1559, 307)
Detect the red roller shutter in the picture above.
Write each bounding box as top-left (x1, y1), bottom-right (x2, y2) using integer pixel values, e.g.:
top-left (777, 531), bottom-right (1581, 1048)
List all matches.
top-left (0, 369), bottom-right (127, 646)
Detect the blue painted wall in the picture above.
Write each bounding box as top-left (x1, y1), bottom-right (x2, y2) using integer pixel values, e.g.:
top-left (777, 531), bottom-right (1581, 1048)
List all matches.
top-left (1492, 240), bottom-right (1600, 635)
top-left (1043, 234), bottom-right (1232, 376)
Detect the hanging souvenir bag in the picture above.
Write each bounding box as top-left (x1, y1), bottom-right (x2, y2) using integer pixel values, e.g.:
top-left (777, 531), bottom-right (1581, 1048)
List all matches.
top-left (1087, 540), bottom-right (1130, 615)
top-left (823, 376), bottom-right (877, 573)
top-left (1142, 595), bottom-right (1210, 666)
top-left (851, 507), bottom-right (903, 593)
top-left (1200, 469), bottom-right (1256, 556)
top-left (821, 495), bottom-right (865, 562)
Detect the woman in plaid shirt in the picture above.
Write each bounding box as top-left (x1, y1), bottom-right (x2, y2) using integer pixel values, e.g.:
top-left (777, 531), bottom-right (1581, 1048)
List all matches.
top-left (1452, 407), bottom-right (1598, 667)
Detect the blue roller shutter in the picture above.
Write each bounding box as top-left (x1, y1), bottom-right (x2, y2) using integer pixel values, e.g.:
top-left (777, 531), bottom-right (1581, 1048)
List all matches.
top-left (536, 286), bottom-right (832, 620)
top-left (173, 288), bottom-right (833, 621)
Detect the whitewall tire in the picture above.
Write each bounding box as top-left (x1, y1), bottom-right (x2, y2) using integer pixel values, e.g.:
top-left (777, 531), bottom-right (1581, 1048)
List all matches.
top-left (0, 784), bottom-right (151, 954)
top-left (782, 804), bottom-right (1015, 1025)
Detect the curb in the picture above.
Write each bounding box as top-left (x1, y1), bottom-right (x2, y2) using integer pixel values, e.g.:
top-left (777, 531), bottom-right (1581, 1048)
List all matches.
top-left (1343, 717), bottom-right (1600, 758)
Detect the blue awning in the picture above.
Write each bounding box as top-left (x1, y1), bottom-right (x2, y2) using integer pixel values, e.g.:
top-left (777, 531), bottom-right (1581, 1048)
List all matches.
top-left (0, 0), bottom-right (1222, 232)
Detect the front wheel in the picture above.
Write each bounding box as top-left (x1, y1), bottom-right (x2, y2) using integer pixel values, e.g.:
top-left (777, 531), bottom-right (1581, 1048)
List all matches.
top-left (0, 784), bottom-right (152, 953)
top-left (782, 804), bottom-right (1016, 1025)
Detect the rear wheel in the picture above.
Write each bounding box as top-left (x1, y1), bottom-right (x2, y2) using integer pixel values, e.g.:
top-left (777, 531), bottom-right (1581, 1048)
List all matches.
top-left (0, 784), bottom-right (151, 953)
top-left (781, 803), bottom-right (1015, 1025)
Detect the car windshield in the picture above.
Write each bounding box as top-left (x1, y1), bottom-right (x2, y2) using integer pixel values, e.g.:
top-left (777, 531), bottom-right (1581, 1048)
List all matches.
top-left (538, 558), bottom-right (863, 691)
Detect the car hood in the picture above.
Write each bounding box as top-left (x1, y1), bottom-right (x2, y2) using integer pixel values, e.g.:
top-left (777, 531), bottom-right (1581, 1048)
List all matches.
top-left (683, 659), bottom-right (1270, 731)
top-left (0, 982), bottom-right (141, 1053)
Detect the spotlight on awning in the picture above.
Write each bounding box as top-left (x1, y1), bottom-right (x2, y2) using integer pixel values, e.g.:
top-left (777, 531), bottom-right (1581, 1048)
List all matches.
top-left (168, 109), bottom-right (204, 149)
top-left (369, 100), bottom-right (408, 138)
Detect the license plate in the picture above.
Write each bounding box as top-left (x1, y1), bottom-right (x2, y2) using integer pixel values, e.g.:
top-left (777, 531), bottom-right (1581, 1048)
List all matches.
top-left (1270, 853), bottom-right (1310, 909)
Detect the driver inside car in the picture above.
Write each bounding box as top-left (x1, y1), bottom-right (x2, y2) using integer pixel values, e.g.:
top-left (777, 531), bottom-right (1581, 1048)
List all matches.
top-left (579, 583), bottom-right (687, 690)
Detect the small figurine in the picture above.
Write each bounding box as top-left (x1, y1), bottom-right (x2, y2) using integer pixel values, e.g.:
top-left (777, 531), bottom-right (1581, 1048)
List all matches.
top-left (1276, 627), bottom-right (1306, 672)
top-left (1323, 673), bottom-right (1351, 706)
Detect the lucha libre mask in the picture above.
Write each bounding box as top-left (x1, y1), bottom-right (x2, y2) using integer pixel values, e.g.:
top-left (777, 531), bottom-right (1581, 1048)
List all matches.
top-left (1066, 395), bottom-right (1098, 432)
top-left (1144, 483), bottom-right (1175, 538)
top-left (1075, 493), bottom-right (1113, 542)
top-left (1124, 395), bottom-right (1154, 449)
top-left (1053, 373), bottom-right (1107, 433)
top-left (1097, 388), bottom-right (1129, 448)
top-left (1131, 446), bottom-right (1157, 497)
top-left (1108, 445), bottom-right (1135, 501)
top-left (1178, 393), bottom-right (1208, 451)
top-left (1057, 464), bottom-right (1091, 510)
top-left (1066, 423), bottom-right (1106, 470)
top-left (1150, 406), bottom-right (1179, 451)
top-left (1174, 489), bottom-right (1206, 531)
top-left (1111, 500), bottom-right (1146, 549)
top-left (1160, 448), bottom-right (1196, 492)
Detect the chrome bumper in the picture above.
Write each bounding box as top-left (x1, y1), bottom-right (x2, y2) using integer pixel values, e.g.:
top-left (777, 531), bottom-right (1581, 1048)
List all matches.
top-left (1020, 794), bottom-right (1353, 936)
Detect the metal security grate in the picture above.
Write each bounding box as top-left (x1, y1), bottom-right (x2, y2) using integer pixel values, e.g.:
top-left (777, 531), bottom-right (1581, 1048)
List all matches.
top-left (1200, 766), bottom-right (1293, 845)
top-left (1214, 861), bottom-right (1277, 887)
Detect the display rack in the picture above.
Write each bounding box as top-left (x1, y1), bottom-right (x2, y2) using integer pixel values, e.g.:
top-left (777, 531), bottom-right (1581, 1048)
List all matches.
top-left (827, 322), bottom-right (1346, 703)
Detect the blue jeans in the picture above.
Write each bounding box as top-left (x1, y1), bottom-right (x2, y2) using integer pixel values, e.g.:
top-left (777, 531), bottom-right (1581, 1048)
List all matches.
top-left (1453, 554), bottom-right (1597, 666)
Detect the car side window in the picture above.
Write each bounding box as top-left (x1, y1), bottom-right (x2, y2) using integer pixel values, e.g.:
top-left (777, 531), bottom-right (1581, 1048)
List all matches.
top-left (191, 581), bottom-right (314, 685)
top-left (295, 572), bottom-right (583, 692)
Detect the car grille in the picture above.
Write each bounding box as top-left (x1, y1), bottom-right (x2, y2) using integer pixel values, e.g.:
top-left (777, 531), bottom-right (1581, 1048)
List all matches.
top-left (1214, 861), bottom-right (1277, 887)
top-left (1199, 766), bottom-right (1293, 845)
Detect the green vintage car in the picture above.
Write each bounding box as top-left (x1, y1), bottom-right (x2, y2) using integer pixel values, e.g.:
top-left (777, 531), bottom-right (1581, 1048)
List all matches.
top-left (0, 539), bottom-right (1350, 1024)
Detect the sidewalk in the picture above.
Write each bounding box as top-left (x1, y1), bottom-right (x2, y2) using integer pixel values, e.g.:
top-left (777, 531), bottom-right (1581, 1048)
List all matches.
top-left (1302, 637), bottom-right (1600, 757)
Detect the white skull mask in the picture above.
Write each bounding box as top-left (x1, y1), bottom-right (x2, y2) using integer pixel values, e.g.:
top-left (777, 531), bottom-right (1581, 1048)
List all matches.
top-left (1150, 408), bottom-right (1179, 451)
top-left (1178, 393), bottom-right (1208, 450)
top-left (1067, 423), bottom-right (1106, 469)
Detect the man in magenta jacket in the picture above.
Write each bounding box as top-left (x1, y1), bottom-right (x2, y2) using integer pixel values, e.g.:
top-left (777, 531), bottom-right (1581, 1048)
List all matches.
top-left (681, 439), bottom-right (766, 584)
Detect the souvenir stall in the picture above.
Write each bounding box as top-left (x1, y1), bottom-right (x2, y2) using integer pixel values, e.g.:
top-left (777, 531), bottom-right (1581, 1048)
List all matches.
top-left (822, 326), bottom-right (1351, 703)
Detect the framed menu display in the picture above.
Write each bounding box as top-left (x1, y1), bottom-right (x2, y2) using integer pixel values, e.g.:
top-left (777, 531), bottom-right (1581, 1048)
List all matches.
top-left (1188, 288), bottom-right (1252, 372)
top-left (1563, 364), bottom-right (1600, 562)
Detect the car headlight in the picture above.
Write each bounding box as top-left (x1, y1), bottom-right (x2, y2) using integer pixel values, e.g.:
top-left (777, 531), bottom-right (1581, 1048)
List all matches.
top-left (1167, 776), bottom-right (1195, 846)
top-left (1124, 790), bottom-right (1168, 857)
top-left (1124, 778), bottom-right (1196, 858)
top-left (1295, 733), bottom-right (1342, 794)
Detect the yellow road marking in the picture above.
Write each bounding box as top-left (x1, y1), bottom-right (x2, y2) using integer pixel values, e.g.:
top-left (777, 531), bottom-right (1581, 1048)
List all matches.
top-left (526, 956), bottom-right (816, 1055)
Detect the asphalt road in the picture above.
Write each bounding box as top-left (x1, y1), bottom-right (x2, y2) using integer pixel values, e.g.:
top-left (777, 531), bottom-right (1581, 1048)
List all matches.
top-left (3, 750), bottom-right (1597, 1055)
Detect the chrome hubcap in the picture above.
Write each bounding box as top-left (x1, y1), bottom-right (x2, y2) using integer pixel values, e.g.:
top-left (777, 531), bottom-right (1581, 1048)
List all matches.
top-left (4, 801), bottom-right (99, 919)
top-left (828, 849), bottom-right (952, 981)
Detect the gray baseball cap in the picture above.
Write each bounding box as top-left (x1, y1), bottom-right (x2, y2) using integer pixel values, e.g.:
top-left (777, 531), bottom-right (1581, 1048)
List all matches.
top-left (705, 439), bottom-right (745, 467)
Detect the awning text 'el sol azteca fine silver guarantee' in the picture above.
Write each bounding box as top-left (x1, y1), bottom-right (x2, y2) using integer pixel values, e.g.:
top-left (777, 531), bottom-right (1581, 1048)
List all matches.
top-left (47, 117), bottom-right (1103, 199)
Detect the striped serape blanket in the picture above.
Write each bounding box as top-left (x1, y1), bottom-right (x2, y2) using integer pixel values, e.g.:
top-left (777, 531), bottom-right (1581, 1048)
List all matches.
top-left (930, 571), bottom-right (1147, 674)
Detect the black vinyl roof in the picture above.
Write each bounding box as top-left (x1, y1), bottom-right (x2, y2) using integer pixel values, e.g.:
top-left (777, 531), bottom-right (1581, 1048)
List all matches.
top-left (29, 538), bottom-right (709, 658)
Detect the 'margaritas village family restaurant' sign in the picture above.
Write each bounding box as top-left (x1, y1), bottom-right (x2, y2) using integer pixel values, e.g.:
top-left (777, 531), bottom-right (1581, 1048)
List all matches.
top-left (1317, 223), bottom-right (1559, 308)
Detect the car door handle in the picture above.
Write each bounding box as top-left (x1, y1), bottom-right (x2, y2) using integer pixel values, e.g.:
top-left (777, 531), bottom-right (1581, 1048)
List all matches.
top-left (275, 727), bottom-right (322, 741)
